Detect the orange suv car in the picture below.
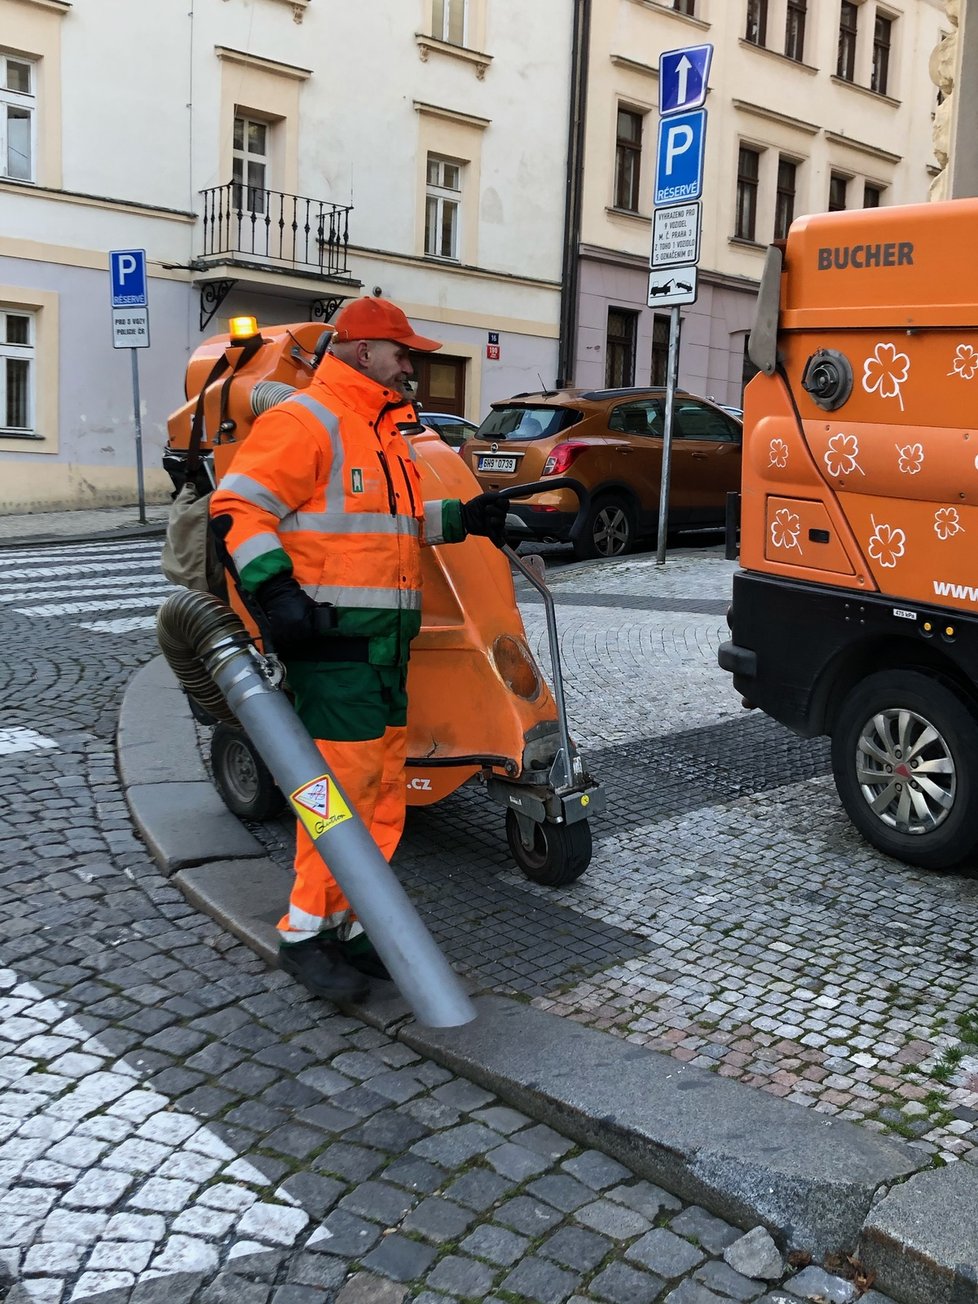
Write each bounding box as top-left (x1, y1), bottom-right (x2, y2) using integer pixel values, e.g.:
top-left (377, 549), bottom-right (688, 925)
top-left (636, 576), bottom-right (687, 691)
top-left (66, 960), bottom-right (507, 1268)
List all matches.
top-left (461, 386), bottom-right (742, 559)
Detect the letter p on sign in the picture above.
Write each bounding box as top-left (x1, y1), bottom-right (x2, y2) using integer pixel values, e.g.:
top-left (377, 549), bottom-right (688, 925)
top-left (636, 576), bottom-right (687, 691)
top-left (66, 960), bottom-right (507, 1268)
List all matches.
top-left (665, 124), bottom-right (694, 174)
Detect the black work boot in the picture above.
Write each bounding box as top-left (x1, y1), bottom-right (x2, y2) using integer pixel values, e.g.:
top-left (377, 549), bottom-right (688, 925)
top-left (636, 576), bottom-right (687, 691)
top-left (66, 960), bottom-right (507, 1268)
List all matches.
top-left (339, 934), bottom-right (392, 982)
top-left (279, 937), bottom-right (369, 1003)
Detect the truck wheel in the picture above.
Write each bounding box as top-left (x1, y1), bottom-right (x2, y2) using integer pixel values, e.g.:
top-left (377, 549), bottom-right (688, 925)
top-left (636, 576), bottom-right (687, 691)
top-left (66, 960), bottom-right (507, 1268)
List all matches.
top-left (573, 496), bottom-right (635, 560)
top-left (505, 810), bottom-right (591, 886)
top-left (830, 670), bottom-right (978, 869)
top-left (211, 723), bottom-right (286, 821)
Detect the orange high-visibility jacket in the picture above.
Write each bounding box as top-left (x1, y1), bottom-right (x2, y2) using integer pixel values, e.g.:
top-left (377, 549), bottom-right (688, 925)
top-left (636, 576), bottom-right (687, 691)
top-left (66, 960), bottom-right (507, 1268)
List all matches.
top-left (210, 353), bottom-right (466, 665)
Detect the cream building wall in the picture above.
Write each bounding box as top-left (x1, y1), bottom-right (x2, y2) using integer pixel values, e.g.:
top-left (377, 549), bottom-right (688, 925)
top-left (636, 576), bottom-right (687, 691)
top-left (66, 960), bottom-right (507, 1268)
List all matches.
top-left (0, 0), bottom-right (571, 512)
top-left (574, 0), bottom-right (946, 403)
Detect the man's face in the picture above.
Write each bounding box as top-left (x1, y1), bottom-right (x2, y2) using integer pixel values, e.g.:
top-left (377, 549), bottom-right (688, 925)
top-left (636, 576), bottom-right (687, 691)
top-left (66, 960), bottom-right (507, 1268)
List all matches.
top-left (360, 339), bottom-right (414, 395)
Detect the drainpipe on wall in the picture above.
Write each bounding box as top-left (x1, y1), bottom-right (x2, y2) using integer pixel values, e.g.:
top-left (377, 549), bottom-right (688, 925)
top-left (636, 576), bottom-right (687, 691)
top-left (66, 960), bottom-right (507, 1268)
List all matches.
top-left (949, 1), bottom-right (978, 198)
top-left (931, 0), bottom-right (978, 200)
top-left (557, 0), bottom-right (591, 388)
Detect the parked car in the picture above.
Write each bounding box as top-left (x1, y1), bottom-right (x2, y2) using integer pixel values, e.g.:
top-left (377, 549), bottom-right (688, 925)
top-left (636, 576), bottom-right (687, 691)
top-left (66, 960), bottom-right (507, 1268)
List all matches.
top-left (461, 386), bottom-right (743, 559)
top-left (419, 411), bottom-right (480, 450)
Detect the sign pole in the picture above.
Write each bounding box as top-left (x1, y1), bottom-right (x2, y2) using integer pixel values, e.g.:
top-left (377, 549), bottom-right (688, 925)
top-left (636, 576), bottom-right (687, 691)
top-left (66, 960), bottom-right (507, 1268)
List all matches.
top-left (655, 305), bottom-right (681, 566)
top-left (649, 41), bottom-right (712, 565)
top-left (108, 248), bottom-right (151, 524)
top-left (130, 347), bottom-right (147, 525)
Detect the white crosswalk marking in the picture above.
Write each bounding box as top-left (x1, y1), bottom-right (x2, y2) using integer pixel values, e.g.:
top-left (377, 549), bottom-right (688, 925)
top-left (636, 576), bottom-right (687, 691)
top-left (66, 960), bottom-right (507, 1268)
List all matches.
top-left (0, 538), bottom-right (175, 634)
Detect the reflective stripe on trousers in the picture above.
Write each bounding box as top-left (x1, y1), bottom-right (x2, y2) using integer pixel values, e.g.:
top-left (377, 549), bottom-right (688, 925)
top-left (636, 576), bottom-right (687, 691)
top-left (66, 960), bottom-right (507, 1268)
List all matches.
top-left (278, 726), bottom-right (408, 942)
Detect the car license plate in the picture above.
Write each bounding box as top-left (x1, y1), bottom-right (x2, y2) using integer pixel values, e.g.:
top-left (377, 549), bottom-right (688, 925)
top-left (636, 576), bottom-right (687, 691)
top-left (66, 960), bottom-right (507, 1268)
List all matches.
top-left (477, 455), bottom-right (517, 473)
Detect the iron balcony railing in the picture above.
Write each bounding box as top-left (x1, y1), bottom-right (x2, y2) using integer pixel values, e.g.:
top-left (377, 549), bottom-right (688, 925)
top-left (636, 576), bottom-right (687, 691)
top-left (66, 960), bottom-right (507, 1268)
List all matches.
top-left (200, 183), bottom-right (352, 277)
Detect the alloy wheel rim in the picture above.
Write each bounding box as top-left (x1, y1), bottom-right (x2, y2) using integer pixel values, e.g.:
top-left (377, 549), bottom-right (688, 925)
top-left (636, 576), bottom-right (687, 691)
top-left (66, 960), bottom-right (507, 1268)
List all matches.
top-left (854, 707), bottom-right (955, 835)
top-left (594, 507), bottom-right (629, 556)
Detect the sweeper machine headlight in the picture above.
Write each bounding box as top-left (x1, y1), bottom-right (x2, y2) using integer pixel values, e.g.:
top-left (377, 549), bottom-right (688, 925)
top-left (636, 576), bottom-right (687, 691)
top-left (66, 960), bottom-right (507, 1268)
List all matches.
top-left (491, 634), bottom-right (543, 701)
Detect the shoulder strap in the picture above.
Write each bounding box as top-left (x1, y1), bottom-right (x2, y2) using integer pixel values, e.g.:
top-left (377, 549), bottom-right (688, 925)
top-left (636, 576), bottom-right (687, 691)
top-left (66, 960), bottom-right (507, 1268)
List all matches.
top-left (186, 354), bottom-right (231, 475)
top-left (186, 334), bottom-right (265, 473)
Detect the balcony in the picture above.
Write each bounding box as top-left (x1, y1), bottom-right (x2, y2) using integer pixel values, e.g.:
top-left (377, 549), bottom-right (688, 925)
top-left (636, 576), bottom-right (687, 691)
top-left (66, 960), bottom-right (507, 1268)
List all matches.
top-left (193, 183), bottom-right (359, 328)
top-left (199, 182), bottom-right (353, 276)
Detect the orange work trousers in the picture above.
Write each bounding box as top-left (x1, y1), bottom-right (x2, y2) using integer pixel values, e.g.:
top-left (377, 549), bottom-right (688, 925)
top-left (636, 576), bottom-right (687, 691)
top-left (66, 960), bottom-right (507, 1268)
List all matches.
top-left (277, 661), bottom-right (408, 943)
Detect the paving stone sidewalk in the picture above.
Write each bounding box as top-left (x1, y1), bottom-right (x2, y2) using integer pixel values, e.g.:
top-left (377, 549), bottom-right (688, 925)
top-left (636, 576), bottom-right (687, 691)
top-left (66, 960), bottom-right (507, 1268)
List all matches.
top-left (0, 504), bottom-right (169, 545)
top-left (0, 526), bottom-right (897, 1303)
top-left (240, 544), bottom-right (978, 1170)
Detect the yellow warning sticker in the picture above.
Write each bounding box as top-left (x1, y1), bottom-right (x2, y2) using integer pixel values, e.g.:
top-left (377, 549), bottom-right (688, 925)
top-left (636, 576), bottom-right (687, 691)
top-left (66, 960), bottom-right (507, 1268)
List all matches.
top-left (289, 774), bottom-right (353, 840)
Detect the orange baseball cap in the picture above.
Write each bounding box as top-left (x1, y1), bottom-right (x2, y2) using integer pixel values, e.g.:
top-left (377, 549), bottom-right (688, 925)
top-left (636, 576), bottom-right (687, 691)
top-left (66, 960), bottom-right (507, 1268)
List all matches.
top-left (332, 297), bottom-right (442, 352)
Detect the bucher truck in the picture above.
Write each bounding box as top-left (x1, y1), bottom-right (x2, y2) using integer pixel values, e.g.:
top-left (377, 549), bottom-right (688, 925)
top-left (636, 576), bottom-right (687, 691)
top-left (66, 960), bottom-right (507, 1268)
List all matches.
top-left (719, 197), bottom-right (978, 870)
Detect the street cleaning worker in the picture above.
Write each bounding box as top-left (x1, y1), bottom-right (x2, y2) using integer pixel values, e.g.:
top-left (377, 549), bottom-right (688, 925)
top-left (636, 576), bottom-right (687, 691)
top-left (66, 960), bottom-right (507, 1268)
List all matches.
top-left (209, 297), bottom-right (508, 1004)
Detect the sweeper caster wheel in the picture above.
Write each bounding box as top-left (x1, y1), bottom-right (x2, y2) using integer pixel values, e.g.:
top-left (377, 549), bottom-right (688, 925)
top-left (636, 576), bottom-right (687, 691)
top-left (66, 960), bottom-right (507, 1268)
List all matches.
top-left (211, 723), bottom-right (286, 821)
top-left (505, 810), bottom-right (591, 886)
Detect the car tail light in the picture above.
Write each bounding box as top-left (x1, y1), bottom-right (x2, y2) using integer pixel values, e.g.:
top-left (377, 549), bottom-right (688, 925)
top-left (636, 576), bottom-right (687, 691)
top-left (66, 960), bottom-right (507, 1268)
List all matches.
top-left (542, 441), bottom-right (588, 476)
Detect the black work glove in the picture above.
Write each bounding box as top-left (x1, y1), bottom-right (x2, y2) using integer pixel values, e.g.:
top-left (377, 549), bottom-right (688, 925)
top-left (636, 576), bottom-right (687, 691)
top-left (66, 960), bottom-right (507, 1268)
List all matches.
top-left (255, 572), bottom-right (336, 654)
top-left (461, 492), bottom-right (509, 548)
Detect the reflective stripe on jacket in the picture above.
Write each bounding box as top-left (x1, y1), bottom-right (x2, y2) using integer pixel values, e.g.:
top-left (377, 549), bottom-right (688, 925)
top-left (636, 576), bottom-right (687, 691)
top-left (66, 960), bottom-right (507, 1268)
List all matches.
top-left (210, 354), bottom-right (465, 665)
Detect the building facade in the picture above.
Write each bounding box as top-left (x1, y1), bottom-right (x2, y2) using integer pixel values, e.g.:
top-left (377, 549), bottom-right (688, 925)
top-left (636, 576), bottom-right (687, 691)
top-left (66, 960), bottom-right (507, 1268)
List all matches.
top-left (0, 0), bottom-right (571, 512)
top-left (570, 0), bottom-right (946, 405)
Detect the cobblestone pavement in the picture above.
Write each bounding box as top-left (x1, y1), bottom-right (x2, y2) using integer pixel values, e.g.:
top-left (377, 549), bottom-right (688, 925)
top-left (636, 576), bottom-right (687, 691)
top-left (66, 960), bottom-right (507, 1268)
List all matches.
top-left (248, 541), bottom-right (978, 1167)
top-left (0, 536), bottom-right (894, 1303)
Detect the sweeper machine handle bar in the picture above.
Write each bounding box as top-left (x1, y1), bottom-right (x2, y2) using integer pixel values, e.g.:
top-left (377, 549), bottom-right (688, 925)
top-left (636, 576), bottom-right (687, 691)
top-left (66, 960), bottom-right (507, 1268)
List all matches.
top-left (491, 478), bottom-right (591, 546)
top-left (493, 478), bottom-right (590, 793)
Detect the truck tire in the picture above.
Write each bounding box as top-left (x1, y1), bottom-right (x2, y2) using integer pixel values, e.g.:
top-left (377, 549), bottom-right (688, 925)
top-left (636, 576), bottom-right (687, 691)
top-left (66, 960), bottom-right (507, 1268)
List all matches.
top-left (830, 670), bottom-right (978, 869)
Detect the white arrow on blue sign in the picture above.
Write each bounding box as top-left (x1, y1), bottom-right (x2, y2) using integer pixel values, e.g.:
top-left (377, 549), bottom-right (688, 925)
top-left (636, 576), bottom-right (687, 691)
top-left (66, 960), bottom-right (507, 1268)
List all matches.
top-left (109, 249), bottom-right (148, 308)
top-left (659, 43), bottom-right (712, 116)
top-left (654, 109), bottom-right (706, 207)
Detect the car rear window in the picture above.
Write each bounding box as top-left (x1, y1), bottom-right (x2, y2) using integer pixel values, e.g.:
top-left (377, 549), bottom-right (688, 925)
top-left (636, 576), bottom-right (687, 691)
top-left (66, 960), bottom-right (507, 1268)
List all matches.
top-left (477, 406), bottom-right (578, 441)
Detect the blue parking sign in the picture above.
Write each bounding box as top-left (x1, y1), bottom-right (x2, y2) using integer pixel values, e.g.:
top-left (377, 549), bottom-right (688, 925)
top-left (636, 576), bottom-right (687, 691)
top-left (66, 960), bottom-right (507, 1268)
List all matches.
top-left (654, 110), bottom-right (706, 207)
top-left (659, 44), bottom-right (713, 115)
top-left (109, 249), bottom-right (148, 308)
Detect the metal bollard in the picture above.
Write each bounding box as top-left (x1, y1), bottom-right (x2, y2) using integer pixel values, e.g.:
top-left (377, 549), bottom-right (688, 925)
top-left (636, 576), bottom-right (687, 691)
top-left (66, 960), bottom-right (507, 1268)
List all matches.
top-left (157, 590), bottom-right (477, 1028)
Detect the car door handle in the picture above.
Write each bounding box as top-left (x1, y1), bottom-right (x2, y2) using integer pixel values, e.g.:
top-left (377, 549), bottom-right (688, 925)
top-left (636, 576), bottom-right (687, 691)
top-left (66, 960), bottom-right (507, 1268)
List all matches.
top-left (691, 452), bottom-right (708, 460)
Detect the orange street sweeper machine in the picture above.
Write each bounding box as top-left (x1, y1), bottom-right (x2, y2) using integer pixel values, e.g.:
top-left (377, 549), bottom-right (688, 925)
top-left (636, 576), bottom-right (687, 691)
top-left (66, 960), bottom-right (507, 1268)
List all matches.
top-left (163, 317), bottom-right (604, 887)
top-left (720, 197), bottom-right (978, 870)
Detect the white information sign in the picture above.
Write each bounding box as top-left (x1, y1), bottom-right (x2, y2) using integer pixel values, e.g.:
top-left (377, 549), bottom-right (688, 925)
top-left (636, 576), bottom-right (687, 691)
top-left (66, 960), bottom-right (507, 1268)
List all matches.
top-left (112, 307), bottom-right (150, 349)
top-left (652, 203), bottom-right (701, 269)
top-left (647, 266), bottom-right (698, 308)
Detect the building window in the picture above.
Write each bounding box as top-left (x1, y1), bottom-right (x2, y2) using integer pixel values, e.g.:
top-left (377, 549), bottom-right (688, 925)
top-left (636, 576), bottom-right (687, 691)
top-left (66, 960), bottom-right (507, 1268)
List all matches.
top-left (863, 182), bottom-right (884, 208)
top-left (673, 0), bottom-right (696, 13)
top-left (432, 0), bottom-right (466, 45)
top-left (746, 0), bottom-right (768, 46)
top-left (1, 309), bottom-right (34, 435)
top-left (614, 108), bottom-right (643, 212)
top-left (736, 146), bottom-right (760, 241)
top-left (838, 2), bottom-right (858, 81)
top-left (785, 0), bottom-right (807, 61)
top-left (233, 115), bottom-right (269, 215)
top-left (1, 53), bottom-right (35, 183)
top-left (872, 13), bottom-right (892, 94)
top-left (606, 309), bottom-right (637, 388)
top-left (829, 172), bottom-right (848, 211)
top-left (425, 155), bottom-right (461, 260)
top-left (650, 314), bottom-right (670, 386)
top-left (775, 156), bottom-right (796, 240)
